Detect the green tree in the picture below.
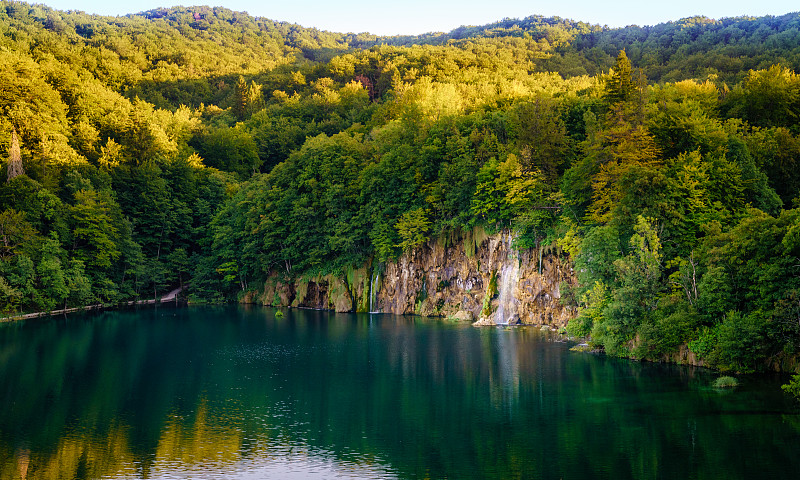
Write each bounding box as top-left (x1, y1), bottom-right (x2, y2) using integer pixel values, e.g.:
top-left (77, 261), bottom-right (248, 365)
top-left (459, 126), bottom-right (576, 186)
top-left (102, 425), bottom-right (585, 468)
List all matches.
top-left (603, 50), bottom-right (641, 107)
top-left (567, 280), bottom-right (609, 338)
top-left (726, 137), bottom-right (782, 214)
top-left (723, 66), bottom-right (800, 130)
top-left (511, 97), bottom-right (568, 181)
top-left (166, 247), bottom-right (191, 291)
top-left (191, 126), bottom-right (261, 178)
top-left (0, 276), bottom-right (22, 313)
top-left (470, 158), bottom-right (513, 227)
top-left (745, 127), bottom-right (800, 206)
top-left (597, 216), bottom-right (664, 354)
top-left (70, 189), bottom-right (120, 271)
top-left (64, 259), bottom-right (93, 307)
top-left (585, 113), bottom-right (660, 223)
top-left (3, 254), bottom-right (36, 311)
top-left (583, 51), bottom-right (660, 223)
top-left (0, 209), bottom-right (38, 260)
top-left (396, 208), bottom-right (431, 252)
top-left (34, 236), bottom-right (68, 311)
top-left (234, 75), bottom-right (249, 120)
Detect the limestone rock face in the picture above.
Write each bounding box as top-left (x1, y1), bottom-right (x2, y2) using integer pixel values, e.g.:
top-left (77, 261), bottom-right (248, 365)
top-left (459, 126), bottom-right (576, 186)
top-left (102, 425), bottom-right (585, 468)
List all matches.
top-left (290, 274), bottom-right (353, 312)
top-left (374, 231), bottom-right (576, 326)
top-left (248, 230), bottom-right (577, 327)
top-left (261, 273), bottom-right (295, 307)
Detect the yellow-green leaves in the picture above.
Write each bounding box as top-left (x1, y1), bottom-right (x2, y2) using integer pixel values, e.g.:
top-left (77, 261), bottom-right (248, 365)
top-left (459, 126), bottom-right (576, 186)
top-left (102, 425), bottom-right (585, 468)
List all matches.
top-left (396, 208), bottom-right (431, 252)
top-left (470, 154), bottom-right (546, 228)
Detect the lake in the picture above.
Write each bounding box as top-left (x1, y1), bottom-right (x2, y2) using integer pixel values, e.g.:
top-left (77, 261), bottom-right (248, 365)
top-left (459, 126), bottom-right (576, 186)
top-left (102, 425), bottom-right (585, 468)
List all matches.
top-left (1, 305), bottom-right (798, 479)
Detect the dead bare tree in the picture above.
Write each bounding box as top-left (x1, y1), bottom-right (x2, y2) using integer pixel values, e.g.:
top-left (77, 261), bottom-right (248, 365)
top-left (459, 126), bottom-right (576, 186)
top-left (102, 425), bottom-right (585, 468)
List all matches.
top-left (7, 128), bottom-right (24, 181)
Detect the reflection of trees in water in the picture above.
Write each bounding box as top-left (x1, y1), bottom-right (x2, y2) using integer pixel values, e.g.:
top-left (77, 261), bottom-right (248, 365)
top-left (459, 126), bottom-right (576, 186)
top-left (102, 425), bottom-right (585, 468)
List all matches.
top-left (0, 306), bottom-right (798, 479)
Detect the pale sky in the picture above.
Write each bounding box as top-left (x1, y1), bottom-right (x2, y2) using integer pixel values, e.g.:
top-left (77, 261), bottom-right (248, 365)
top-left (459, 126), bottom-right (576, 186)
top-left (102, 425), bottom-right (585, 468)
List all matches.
top-left (39, 1), bottom-right (799, 36)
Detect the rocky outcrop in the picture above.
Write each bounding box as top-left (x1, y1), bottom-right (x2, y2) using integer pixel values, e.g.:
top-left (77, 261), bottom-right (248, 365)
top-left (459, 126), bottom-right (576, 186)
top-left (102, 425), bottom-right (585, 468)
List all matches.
top-left (247, 228), bottom-right (577, 327)
top-left (375, 230), bottom-right (577, 326)
top-left (260, 273), bottom-right (353, 312)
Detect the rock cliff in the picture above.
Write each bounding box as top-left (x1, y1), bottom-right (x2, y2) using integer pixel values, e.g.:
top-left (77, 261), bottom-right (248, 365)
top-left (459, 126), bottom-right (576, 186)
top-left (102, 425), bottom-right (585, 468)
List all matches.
top-left (250, 229), bottom-right (577, 327)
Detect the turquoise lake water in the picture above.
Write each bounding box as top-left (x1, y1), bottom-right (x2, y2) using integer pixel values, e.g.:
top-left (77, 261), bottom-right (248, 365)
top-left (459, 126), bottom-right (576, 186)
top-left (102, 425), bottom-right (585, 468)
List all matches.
top-left (1, 305), bottom-right (798, 479)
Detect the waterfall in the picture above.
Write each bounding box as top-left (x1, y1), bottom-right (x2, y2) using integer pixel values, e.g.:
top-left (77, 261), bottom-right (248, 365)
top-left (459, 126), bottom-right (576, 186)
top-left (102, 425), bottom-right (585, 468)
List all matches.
top-left (369, 270), bottom-right (379, 313)
top-left (494, 233), bottom-right (520, 325)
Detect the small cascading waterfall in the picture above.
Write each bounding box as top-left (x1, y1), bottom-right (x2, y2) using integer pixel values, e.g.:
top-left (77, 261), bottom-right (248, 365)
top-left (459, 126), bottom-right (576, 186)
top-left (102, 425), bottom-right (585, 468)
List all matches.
top-left (494, 233), bottom-right (520, 325)
top-left (369, 269), bottom-right (379, 313)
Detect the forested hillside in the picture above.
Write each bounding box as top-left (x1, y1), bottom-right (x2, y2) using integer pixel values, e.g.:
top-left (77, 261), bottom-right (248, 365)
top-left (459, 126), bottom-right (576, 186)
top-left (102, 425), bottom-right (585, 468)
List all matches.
top-left (1, 2), bottom-right (800, 375)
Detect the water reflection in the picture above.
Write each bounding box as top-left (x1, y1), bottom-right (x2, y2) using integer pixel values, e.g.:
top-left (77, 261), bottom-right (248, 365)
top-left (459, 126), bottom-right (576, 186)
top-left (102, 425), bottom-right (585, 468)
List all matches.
top-left (0, 305), bottom-right (798, 479)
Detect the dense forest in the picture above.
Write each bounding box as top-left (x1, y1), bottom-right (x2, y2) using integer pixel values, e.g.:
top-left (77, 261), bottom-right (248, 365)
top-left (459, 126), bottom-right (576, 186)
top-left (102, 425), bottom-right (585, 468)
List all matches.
top-left (1, 2), bottom-right (800, 381)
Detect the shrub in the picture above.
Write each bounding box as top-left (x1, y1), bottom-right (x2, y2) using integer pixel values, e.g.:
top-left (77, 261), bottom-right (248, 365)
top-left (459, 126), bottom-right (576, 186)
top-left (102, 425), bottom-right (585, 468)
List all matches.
top-left (689, 325), bottom-right (719, 360)
top-left (691, 310), bottom-right (774, 373)
top-left (782, 373), bottom-right (800, 400)
top-left (713, 310), bottom-right (772, 373)
top-left (713, 376), bottom-right (739, 388)
top-left (634, 301), bottom-right (698, 360)
top-left (565, 315), bottom-right (592, 338)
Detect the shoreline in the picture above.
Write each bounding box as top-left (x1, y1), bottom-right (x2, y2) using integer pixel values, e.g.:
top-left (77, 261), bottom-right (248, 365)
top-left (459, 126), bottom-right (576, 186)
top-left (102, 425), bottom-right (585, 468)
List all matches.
top-left (0, 298), bottom-right (179, 323)
top-left (0, 287), bottom-right (186, 323)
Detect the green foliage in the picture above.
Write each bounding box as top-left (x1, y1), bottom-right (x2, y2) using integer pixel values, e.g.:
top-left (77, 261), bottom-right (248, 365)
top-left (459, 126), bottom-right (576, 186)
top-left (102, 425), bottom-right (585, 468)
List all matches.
top-left (603, 50), bottom-right (640, 107)
top-left (583, 216), bottom-right (665, 355)
top-left (713, 376), bottom-right (739, 388)
top-left (396, 208), bottom-right (431, 252)
top-left (511, 96), bottom-right (569, 181)
top-left (782, 373), bottom-right (800, 400)
top-left (567, 280), bottom-right (608, 338)
top-left (470, 158), bottom-right (514, 228)
top-left (573, 224), bottom-right (622, 291)
top-left (70, 189), bottom-right (120, 271)
top-left (0, 276), bottom-right (22, 313)
top-left (64, 259), bottom-right (93, 307)
top-left (370, 221), bottom-right (398, 261)
top-left (688, 326), bottom-right (718, 361)
top-left (723, 66), bottom-right (800, 131)
top-left (726, 137), bottom-right (782, 214)
top-left (0, 208), bottom-right (39, 260)
top-left (745, 126), bottom-right (800, 206)
top-left (634, 300), bottom-right (699, 360)
top-left (191, 126), bottom-right (261, 178)
top-left (699, 209), bottom-right (800, 320)
top-left (690, 311), bottom-right (776, 373)
top-left (34, 236), bottom-right (68, 311)
top-left (646, 81), bottom-right (730, 173)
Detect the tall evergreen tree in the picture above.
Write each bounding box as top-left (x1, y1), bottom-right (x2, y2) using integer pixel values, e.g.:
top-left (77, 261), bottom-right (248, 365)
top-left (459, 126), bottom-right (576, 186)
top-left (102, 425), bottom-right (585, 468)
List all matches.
top-left (234, 75), bottom-right (249, 120)
top-left (604, 50), bottom-right (636, 106)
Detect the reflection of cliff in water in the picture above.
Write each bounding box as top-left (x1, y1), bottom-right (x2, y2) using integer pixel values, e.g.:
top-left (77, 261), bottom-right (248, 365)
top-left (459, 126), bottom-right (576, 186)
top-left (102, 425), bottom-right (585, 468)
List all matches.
top-left (1, 306), bottom-right (798, 480)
